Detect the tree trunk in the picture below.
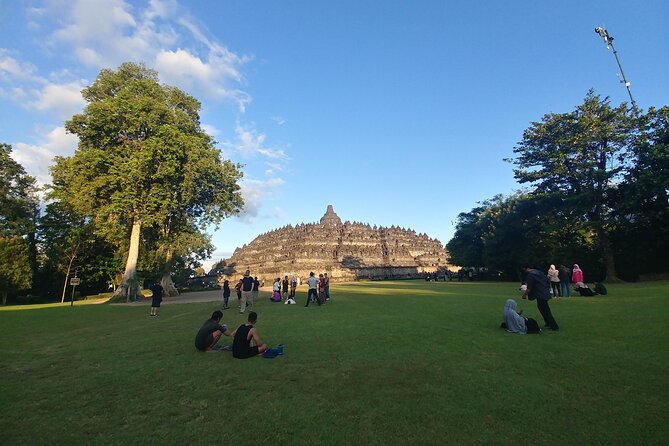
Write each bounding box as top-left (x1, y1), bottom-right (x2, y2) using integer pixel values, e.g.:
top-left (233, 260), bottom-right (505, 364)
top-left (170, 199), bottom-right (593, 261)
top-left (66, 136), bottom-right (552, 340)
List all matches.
top-left (599, 229), bottom-right (624, 283)
top-left (61, 244), bottom-right (79, 304)
top-left (1, 290), bottom-right (7, 305)
top-left (160, 248), bottom-right (180, 297)
top-left (111, 218), bottom-right (143, 302)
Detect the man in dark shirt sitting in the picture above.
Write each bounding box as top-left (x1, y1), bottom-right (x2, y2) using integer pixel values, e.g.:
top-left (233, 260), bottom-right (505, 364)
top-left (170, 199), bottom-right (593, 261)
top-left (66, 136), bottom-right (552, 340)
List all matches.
top-left (231, 311), bottom-right (268, 359)
top-left (194, 310), bottom-right (230, 352)
top-left (522, 265), bottom-right (559, 331)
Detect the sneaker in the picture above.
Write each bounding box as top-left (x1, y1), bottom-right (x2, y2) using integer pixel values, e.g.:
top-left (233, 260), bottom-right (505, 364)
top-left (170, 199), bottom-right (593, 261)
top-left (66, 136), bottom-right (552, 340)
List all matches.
top-left (277, 344), bottom-right (284, 355)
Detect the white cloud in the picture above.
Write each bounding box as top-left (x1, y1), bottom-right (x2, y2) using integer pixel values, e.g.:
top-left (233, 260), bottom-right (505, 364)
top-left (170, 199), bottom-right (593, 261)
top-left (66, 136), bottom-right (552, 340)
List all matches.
top-left (39, 0), bottom-right (251, 109)
top-left (228, 123), bottom-right (289, 162)
top-left (271, 116), bottom-right (286, 125)
top-left (29, 81), bottom-right (86, 119)
top-left (265, 162), bottom-right (285, 176)
top-left (237, 177), bottom-right (286, 223)
top-left (0, 49), bottom-right (42, 83)
top-left (12, 126), bottom-right (79, 187)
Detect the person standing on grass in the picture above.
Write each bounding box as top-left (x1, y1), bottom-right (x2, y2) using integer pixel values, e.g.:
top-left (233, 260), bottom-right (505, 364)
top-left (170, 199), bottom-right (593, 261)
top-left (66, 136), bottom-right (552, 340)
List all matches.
top-left (252, 276), bottom-right (260, 302)
top-left (522, 265), bottom-right (559, 331)
top-left (231, 311), bottom-right (268, 358)
top-left (235, 279), bottom-right (243, 307)
top-left (282, 275), bottom-right (289, 300)
top-left (558, 265), bottom-right (571, 297)
top-left (194, 310), bottom-right (230, 352)
top-left (548, 264), bottom-right (561, 297)
top-left (222, 279), bottom-right (231, 309)
top-left (318, 273), bottom-right (325, 301)
top-left (240, 270), bottom-right (254, 314)
top-left (290, 275), bottom-right (298, 299)
top-left (572, 264), bottom-right (584, 285)
top-left (149, 281), bottom-right (164, 317)
top-left (324, 272), bottom-right (331, 301)
top-left (305, 271), bottom-right (321, 307)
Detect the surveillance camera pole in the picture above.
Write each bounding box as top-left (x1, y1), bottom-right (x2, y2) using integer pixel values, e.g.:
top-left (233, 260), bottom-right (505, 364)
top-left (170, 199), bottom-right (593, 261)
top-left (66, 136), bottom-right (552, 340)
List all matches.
top-left (594, 27), bottom-right (638, 113)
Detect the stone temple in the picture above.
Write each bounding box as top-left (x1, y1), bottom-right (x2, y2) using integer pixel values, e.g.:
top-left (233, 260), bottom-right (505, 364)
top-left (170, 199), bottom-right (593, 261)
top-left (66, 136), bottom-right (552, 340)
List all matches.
top-left (220, 205), bottom-right (452, 282)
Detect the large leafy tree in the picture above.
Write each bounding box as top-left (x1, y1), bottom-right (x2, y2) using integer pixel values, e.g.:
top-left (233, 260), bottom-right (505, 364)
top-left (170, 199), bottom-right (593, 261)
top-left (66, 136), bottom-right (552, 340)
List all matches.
top-left (511, 91), bottom-right (634, 281)
top-left (50, 63), bottom-right (243, 302)
top-left (613, 106), bottom-right (669, 279)
top-left (0, 144), bottom-right (39, 303)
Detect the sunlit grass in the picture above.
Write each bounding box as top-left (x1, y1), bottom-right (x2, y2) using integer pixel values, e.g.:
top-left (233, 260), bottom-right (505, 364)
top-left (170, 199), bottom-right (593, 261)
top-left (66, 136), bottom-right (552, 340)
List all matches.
top-left (1, 280), bottom-right (667, 445)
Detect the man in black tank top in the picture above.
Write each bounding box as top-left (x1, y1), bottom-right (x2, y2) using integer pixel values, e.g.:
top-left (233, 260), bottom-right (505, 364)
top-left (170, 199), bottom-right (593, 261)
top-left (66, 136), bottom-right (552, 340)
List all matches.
top-left (231, 311), bottom-right (268, 358)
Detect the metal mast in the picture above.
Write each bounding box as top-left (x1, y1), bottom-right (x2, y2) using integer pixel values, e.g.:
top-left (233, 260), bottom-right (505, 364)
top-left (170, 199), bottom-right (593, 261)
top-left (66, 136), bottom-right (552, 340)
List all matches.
top-left (594, 27), bottom-right (638, 112)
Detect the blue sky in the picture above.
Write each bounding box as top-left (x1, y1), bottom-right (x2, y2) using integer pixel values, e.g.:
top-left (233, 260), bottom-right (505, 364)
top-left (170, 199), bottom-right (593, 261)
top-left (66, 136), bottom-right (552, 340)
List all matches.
top-left (1, 0), bottom-right (668, 270)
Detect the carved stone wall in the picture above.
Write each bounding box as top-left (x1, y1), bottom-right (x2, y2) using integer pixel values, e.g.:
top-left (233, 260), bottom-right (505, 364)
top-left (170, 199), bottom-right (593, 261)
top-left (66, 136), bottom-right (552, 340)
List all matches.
top-left (220, 205), bottom-right (452, 282)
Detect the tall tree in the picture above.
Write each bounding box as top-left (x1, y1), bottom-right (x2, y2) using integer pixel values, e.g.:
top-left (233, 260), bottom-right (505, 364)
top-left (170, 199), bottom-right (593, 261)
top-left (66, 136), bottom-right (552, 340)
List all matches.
top-left (50, 63), bottom-right (243, 302)
top-left (613, 106), bottom-right (669, 279)
top-left (511, 91), bottom-right (633, 281)
top-left (0, 144), bottom-right (39, 303)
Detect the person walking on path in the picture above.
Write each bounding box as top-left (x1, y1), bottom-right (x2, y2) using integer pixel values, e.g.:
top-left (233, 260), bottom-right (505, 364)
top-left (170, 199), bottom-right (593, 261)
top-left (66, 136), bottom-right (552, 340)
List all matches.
top-left (305, 272), bottom-right (321, 307)
top-left (522, 265), bottom-right (559, 331)
top-left (558, 265), bottom-right (571, 297)
top-left (547, 264), bottom-right (561, 297)
top-left (222, 279), bottom-right (231, 309)
top-left (240, 270), bottom-right (255, 314)
top-left (231, 311), bottom-right (268, 358)
top-left (149, 281), bottom-right (164, 317)
top-left (572, 264), bottom-right (584, 285)
top-left (194, 310), bottom-right (230, 352)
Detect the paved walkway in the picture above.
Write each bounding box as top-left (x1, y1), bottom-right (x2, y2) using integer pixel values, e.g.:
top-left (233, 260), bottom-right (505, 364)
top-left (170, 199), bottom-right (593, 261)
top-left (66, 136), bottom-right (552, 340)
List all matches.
top-left (113, 289), bottom-right (269, 306)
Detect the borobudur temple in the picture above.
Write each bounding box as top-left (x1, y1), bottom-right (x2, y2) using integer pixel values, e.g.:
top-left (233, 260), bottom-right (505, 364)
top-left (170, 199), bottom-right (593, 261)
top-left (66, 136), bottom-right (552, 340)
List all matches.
top-left (220, 205), bottom-right (452, 282)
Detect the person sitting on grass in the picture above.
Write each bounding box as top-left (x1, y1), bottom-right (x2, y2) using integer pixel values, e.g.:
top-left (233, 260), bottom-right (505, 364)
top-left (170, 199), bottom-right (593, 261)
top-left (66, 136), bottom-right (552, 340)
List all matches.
top-left (194, 310), bottom-right (230, 352)
top-left (231, 311), bottom-right (268, 359)
top-left (501, 299), bottom-right (541, 334)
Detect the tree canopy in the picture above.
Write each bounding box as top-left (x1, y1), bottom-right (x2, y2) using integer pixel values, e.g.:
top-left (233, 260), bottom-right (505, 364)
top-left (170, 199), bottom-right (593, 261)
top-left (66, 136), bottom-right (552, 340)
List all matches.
top-left (50, 62), bottom-right (243, 301)
top-left (448, 92), bottom-right (668, 282)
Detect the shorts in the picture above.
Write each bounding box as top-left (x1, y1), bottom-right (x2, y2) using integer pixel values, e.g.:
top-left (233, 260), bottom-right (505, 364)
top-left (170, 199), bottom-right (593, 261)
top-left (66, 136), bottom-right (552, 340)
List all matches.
top-left (233, 346), bottom-right (259, 359)
top-left (151, 298), bottom-right (161, 307)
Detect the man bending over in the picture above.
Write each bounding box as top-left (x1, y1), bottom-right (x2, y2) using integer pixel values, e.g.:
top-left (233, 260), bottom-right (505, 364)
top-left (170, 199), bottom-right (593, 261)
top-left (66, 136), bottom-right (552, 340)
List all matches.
top-left (194, 310), bottom-right (230, 352)
top-left (231, 311), bottom-right (268, 358)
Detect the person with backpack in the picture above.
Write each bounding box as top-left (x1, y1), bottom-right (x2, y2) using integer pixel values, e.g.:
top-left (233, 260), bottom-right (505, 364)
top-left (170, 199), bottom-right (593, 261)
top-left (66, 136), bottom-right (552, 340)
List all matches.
top-left (501, 299), bottom-right (541, 334)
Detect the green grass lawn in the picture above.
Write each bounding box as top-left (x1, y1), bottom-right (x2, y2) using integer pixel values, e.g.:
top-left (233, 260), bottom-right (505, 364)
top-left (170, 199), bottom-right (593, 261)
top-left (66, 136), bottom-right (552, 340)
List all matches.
top-left (1, 280), bottom-right (668, 445)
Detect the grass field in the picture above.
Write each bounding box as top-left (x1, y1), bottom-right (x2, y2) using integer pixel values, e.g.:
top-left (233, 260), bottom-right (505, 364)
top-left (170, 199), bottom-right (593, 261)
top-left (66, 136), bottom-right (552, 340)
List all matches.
top-left (1, 280), bottom-right (668, 445)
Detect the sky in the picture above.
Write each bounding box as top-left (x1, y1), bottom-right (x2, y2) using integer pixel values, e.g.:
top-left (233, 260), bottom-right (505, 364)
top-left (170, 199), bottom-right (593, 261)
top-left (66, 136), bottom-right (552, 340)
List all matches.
top-left (1, 0), bottom-right (668, 271)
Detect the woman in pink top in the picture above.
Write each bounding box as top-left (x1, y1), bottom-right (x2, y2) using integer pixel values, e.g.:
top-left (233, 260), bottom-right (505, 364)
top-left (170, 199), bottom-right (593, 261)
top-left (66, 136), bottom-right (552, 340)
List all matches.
top-left (572, 264), bottom-right (584, 284)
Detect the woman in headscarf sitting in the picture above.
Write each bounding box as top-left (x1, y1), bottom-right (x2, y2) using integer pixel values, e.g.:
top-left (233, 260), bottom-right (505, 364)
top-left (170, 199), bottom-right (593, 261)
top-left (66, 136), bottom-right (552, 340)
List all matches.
top-left (502, 299), bottom-right (541, 334)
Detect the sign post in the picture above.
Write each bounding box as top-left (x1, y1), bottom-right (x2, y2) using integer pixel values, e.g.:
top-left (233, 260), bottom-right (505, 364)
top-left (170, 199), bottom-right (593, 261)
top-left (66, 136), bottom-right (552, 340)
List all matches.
top-left (70, 276), bottom-right (80, 307)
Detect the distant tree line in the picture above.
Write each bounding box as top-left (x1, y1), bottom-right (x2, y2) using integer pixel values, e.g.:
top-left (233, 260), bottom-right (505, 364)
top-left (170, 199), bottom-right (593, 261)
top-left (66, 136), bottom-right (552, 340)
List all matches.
top-left (0, 63), bottom-right (244, 304)
top-left (447, 91), bottom-right (668, 282)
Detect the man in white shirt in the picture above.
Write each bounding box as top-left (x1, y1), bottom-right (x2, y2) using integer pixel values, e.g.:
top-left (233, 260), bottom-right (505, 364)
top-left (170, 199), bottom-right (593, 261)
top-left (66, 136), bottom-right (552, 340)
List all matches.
top-left (304, 271), bottom-right (321, 307)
